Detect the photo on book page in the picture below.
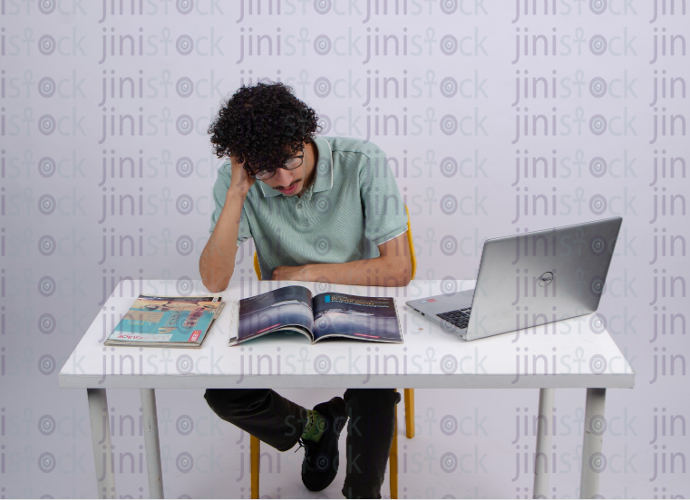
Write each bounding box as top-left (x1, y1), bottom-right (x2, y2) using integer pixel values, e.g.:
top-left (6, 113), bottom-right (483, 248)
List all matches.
top-left (311, 293), bottom-right (402, 343)
top-left (237, 285), bottom-right (314, 342)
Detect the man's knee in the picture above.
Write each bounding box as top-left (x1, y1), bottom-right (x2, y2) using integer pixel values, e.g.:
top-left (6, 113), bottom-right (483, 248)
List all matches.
top-left (204, 388), bottom-right (269, 416)
top-left (343, 388), bottom-right (401, 408)
top-left (204, 388), bottom-right (230, 415)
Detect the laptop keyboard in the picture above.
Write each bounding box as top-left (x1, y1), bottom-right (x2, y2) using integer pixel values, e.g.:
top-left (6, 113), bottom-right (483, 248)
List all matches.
top-left (437, 308), bottom-right (472, 330)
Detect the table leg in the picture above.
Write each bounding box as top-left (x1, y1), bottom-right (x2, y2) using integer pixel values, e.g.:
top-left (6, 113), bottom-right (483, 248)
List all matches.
top-left (390, 399), bottom-right (398, 499)
top-left (140, 389), bottom-right (164, 499)
top-left (533, 388), bottom-right (555, 499)
top-left (87, 389), bottom-right (116, 499)
top-left (580, 388), bottom-right (606, 499)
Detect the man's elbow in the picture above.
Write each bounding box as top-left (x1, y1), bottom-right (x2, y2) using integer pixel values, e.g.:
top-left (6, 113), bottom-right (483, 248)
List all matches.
top-left (207, 284), bottom-right (228, 294)
top-left (202, 280), bottom-right (229, 294)
top-left (200, 266), bottom-right (232, 293)
top-left (400, 268), bottom-right (412, 287)
top-left (386, 258), bottom-right (411, 287)
top-left (399, 253), bottom-right (413, 286)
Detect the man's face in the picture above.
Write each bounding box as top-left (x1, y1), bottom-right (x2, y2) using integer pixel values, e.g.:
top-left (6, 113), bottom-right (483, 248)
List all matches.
top-left (263, 162), bottom-right (304, 196)
top-left (256, 142), bottom-right (313, 197)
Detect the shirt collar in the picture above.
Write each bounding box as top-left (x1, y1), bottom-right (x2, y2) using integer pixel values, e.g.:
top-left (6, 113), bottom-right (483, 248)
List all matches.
top-left (258, 137), bottom-right (334, 200)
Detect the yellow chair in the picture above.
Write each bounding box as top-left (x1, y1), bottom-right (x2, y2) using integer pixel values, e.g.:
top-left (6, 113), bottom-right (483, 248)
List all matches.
top-left (249, 205), bottom-right (417, 499)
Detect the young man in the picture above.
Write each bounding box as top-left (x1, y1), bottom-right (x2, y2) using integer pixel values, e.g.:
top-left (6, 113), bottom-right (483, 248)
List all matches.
top-left (199, 82), bottom-right (412, 498)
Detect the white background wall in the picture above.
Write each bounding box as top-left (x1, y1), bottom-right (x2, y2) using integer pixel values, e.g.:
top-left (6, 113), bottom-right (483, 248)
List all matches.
top-left (1, 0), bottom-right (688, 497)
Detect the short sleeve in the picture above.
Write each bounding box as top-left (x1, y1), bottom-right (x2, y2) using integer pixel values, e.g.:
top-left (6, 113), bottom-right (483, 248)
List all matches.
top-left (209, 161), bottom-right (252, 247)
top-left (358, 144), bottom-right (408, 246)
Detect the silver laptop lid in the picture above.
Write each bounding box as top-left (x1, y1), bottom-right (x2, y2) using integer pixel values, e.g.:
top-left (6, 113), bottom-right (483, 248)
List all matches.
top-left (466, 217), bottom-right (622, 340)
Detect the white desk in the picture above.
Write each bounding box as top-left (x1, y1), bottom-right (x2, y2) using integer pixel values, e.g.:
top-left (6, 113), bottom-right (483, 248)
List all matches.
top-left (59, 279), bottom-right (634, 499)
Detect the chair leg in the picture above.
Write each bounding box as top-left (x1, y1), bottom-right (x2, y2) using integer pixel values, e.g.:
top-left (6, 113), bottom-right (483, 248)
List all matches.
top-left (250, 435), bottom-right (260, 499)
top-left (404, 389), bottom-right (415, 439)
top-left (390, 390), bottom-right (399, 499)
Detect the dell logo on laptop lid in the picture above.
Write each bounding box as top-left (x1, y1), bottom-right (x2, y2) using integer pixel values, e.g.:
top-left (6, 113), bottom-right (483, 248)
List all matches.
top-left (538, 271), bottom-right (554, 287)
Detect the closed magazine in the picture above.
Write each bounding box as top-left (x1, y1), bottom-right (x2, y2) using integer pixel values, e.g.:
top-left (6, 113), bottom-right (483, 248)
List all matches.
top-left (104, 294), bottom-right (226, 348)
top-left (232, 285), bottom-right (403, 346)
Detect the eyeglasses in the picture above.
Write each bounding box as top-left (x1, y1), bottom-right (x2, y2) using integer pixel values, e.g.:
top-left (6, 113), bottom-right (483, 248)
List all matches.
top-left (249, 149), bottom-right (305, 180)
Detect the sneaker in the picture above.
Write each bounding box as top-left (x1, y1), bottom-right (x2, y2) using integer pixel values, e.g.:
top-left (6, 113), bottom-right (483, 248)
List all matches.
top-left (295, 396), bottom-right (348, 492)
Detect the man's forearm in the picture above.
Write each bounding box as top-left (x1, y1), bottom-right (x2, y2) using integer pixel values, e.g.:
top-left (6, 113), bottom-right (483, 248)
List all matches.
top-left (199, 187), bottom-right (247, 292)
top-left (289, 257), bottom-right (410, 287)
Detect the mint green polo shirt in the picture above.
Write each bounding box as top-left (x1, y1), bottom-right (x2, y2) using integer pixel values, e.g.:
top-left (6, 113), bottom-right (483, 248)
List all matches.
top-left (208, 136), bottom-right (408, 280)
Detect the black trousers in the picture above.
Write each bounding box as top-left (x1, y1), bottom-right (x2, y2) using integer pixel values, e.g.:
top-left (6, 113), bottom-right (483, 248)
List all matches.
top-left (204, 388), bottom-right (402, 498)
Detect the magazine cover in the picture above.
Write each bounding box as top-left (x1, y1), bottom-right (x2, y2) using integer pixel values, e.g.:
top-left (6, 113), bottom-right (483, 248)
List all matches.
top-left (105, 295), bottom-right (224, 347)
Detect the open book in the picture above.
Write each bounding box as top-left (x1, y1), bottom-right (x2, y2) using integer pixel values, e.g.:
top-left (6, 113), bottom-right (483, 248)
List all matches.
top-left (232, 285), bottom-right (403, 346)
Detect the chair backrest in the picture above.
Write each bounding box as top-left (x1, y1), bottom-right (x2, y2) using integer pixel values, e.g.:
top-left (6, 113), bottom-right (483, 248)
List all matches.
top-left (254, 204), bottom-right (416, 281)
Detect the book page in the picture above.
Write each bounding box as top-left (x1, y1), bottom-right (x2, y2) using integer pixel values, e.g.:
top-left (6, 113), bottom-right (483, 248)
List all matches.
top-left (311, 293), bottom-right (402, 343)
top-left (237, 286), bottom-right (314, 343)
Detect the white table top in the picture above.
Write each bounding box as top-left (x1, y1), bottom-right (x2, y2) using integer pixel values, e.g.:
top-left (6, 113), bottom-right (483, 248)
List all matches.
top-left (59, 279), bottom-right (635, 390)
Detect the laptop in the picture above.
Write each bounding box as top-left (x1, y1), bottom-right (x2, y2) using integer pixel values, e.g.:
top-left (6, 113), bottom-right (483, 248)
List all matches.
top-left (406, 217), bottom-right (623, 341)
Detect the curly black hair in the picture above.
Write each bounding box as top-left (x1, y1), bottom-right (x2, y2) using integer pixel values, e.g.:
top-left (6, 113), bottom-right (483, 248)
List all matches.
top-left (207, 82), bottom-right (320, 175)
